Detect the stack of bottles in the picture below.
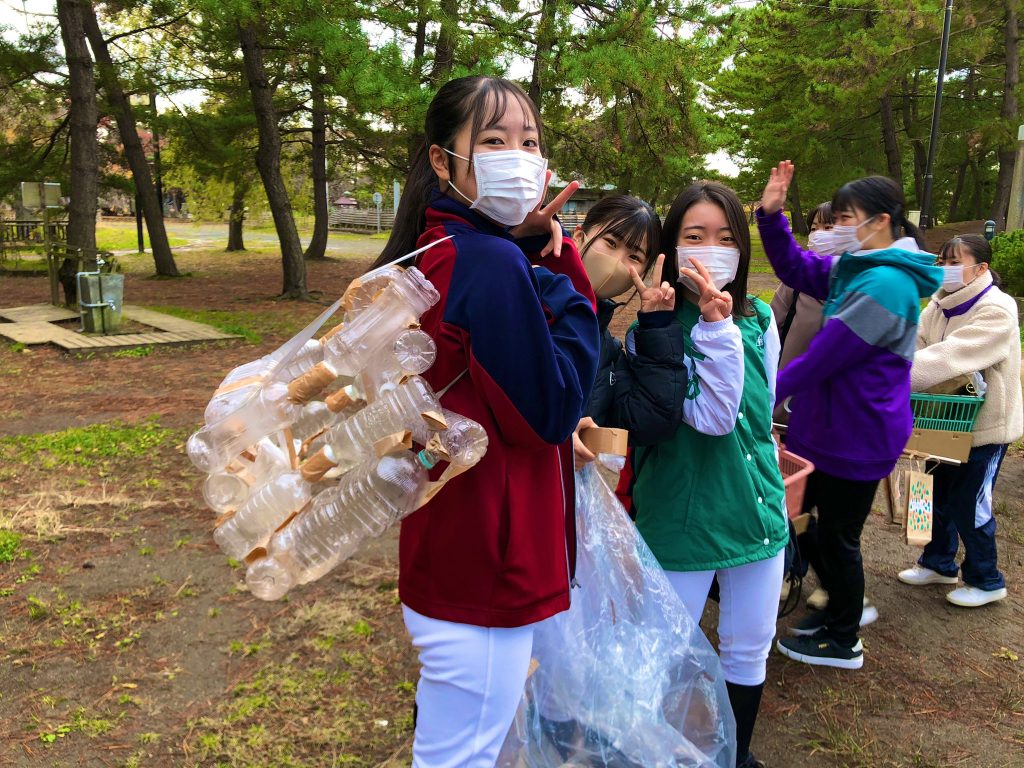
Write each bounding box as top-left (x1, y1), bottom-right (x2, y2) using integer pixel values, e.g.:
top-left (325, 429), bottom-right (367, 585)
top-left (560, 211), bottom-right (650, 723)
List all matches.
top-left (187, 266), bottom-right (488, 601)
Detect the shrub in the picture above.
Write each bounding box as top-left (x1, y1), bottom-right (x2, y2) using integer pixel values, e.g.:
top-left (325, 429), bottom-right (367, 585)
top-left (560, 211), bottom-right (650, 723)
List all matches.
top-left (991, 229), bottom-right (1024, 297)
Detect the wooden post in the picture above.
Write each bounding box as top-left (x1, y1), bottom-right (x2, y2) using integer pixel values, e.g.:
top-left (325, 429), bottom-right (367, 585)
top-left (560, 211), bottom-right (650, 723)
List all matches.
top-left (1006, 125), bottom-right (1024, 232)
top-left (42, 182), bottom-right (60, 306)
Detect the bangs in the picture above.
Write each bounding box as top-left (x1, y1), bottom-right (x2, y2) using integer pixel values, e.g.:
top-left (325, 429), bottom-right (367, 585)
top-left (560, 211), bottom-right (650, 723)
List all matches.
top-left (465, 79), bottom-right (543, 160)
top-left (590, 209), bottom-right (659, 259)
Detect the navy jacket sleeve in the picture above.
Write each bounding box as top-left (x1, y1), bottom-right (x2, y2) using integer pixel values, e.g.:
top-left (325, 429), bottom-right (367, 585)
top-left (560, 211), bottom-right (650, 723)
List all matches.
top-left (608, 312), bottom-right (689, 446)
top-left (443, 237), bottom-right (600, 447)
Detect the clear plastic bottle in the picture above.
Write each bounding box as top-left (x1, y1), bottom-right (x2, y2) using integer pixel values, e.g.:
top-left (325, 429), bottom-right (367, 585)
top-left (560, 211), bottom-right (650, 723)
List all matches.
top-left (360, 329), bottom-right (439, 399)
top-left (202, 438), bottom-right (289, 514)
top-left (435, 410), bottom-right (489, 466)
top-left (291, 400), bottom-right (337, 443)
top-left (322, 268), bottom-right (439, 377)
top-left (204, 382), bottom-right (261, 426)
top-left (342, 265), bottom-right (405, 317)
top-left (245, 450), bottom-right (429, 600)
top-left (274, 339), bottom-right (325, 384)
top-left (187, 381), bottom-right (303, 474)
top-left (212, 471), bottom-right (311, 561)
top-left (313, 375), bottom-right (440, 472)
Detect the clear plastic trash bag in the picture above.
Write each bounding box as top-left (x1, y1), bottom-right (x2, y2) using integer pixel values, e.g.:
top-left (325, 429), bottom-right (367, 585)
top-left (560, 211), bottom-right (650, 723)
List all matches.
top-left (497, 463), bottom-right (736, 768)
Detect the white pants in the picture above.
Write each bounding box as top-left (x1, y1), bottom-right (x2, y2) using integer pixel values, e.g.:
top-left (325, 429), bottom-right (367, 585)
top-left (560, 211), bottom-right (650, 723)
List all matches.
top-left (665, 551), bottom-right (784, 686)
top-left (402, 605), bottom-right (536, 768)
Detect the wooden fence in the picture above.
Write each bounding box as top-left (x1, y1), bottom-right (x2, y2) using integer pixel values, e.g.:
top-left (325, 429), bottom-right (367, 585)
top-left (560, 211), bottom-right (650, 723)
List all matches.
top-left (327, 208), bottom-right (589, 234)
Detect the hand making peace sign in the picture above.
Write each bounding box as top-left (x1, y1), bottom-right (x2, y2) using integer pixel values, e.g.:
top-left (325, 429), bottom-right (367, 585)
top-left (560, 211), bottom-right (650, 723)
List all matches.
top-left (509, 170), bottom-right (581, 258)
top-left (630, 254), bottom-right (733, 322)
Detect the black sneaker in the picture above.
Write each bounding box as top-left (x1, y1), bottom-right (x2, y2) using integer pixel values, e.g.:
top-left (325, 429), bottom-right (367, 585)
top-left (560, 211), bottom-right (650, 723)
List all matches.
top-left (776, 633), bottom-right (864, 670)
top-left (787, 610), bottom-right (826, 637)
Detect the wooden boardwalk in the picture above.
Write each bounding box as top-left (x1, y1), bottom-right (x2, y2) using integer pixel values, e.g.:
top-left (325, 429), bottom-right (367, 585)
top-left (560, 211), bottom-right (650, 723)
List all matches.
top-left (0, 304), bottom-right (239, 351)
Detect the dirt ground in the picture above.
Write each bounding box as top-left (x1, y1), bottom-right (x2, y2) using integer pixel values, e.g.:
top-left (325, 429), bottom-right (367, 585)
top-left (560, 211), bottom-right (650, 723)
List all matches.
top-left (1, 230), bottom-right (1022, 767)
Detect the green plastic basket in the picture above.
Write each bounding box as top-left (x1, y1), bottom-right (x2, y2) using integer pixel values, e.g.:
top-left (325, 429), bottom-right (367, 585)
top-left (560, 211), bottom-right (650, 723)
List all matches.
top-left (910, 393), bottom-right (984, 432)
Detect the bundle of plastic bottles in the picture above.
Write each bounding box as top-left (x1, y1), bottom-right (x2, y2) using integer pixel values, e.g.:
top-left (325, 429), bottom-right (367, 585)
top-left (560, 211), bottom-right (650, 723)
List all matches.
top-left (187, 258), bottom-right (488, 601)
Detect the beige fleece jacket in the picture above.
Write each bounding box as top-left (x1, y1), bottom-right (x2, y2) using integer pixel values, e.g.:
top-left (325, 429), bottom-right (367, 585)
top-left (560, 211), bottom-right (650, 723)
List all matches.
top-left (911, 270), bottom-right (1023, 447)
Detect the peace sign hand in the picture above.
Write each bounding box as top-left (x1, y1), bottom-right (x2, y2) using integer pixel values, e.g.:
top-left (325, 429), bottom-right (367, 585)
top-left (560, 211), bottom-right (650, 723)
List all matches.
top-left (760, 160), bottom-right (794, 215)
top-left (510, 170), bottom-right (580, 258)
top-left (630, 254), bottom-right (675, 314)
top-left (680, 256), bottom-right (733, 322)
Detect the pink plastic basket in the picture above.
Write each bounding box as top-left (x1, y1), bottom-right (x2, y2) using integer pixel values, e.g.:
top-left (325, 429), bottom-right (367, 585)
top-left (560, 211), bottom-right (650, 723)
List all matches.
top-left (778, 448), bottom-right (814, 519)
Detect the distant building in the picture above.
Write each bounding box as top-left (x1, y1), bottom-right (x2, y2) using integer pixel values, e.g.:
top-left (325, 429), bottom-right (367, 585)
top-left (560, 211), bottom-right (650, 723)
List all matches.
top-left (333, 196), bottom-right (359, 208)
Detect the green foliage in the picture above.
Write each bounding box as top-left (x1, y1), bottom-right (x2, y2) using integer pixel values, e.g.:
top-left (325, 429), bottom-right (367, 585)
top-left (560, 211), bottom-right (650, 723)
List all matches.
top-left (991, 230), bottom-right (1024, 297)
top-left (0, 531), bottom-right (28, 563)
top-left (0, 417), bottom-right (174, 470)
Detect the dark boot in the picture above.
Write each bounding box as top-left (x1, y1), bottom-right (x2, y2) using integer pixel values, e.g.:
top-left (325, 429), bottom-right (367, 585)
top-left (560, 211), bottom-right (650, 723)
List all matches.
top-left (726, 681), bottom-right (765, 767)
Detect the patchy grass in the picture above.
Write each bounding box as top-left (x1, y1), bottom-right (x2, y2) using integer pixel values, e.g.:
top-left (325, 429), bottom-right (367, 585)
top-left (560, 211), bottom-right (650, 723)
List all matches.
top-left (0, 417), bottom-right (176, 471)
top-left (111, 345), bottom-right (155, 359)
top-left (95, 223), bottom-right (189, 252)
top-left (144, 305), bottom-right (312, 344)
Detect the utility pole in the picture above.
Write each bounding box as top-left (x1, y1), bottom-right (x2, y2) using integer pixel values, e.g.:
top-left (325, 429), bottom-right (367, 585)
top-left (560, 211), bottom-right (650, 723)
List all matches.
top-left (920, 0), bottom-right (954, 231)
top-left (1007, 125), bottom-right (1024, 232)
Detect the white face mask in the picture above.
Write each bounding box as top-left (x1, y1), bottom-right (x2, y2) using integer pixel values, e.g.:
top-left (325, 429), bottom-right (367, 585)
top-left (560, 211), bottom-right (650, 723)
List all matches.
top-left (444, 148), bottom-right (548, 227)
top-left (807, 229), bottom-right (839, 254)
top-left (676, 245), bottom-right (740, 292)
top-left (582, 247), bottom-right (633, 300)
top-left (941, 265), bottom-right (966, 292)
top-left (830, 216), bottom-right (877, 255)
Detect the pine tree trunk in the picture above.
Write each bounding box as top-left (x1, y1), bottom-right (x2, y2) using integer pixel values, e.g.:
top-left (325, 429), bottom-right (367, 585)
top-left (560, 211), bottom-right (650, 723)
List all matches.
top-left (880, 92), bottom-right (903, 188)
top-left (238, 22), bottom-right (307, 298)
top-left (788, 174), bottom-right (808, 236)
top-left (947, 158), bottom-right (969, 222)
top-left (56, 0), bottom-right (99, 305)
top-left (226, 180), bottom-right (247, 252)
top-left (81, 1), bottom-right (179, 277)
top-left (990, 0), bottom-right (1020, 229)
top-left (528, 0), bottom-right (558, 109)
top-left (304, 65), bottom-right (328, 261)
top-left (427, 0), bottom-right (458, 86)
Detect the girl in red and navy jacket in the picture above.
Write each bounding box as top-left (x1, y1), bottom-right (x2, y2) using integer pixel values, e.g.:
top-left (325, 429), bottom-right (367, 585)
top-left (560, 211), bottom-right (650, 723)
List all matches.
top-left (367, 76), bottom-right (599, 767)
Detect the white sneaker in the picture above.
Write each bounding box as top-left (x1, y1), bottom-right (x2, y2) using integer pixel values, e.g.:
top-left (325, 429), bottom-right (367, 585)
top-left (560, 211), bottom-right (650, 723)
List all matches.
top-left (806, 587), bottom-right (829, 610)
top-left (897, 565), bottom-right (959, 586)
top-left (946, 586), bottom-right (1007, 607)
top-left (860, 601), bottom-right (879, 628)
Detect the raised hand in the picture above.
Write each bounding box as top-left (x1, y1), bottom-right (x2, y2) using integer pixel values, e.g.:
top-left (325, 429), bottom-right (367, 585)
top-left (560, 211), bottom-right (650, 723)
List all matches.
top-left (679, 256), bottom-right (733, 322)
top-left (760, 160), bottom-right (794, 216)
top-left (630, 253), bottom-right (675, 314)
top-left (510, 170), bottom-right (580, 258)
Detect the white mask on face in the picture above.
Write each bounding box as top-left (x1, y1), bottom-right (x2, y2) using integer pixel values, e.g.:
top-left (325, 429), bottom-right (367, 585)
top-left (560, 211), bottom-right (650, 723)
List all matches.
top-left (830, 216), bottom-right (878, 255)
top-left (941, 265), bottom-right (966, 292)
top-left (807, 229), bottom-right (839, 254)
top-left (444, 148), bottom-right (548, 227)
top-left (676, 245), bottom-right (740, 292)
top-left (582, 247), bottom-right (634, 300)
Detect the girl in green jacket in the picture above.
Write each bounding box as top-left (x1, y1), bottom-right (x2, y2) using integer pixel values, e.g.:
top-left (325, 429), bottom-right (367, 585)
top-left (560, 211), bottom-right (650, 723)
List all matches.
top-left (620, 181), bottom-right (788, 768)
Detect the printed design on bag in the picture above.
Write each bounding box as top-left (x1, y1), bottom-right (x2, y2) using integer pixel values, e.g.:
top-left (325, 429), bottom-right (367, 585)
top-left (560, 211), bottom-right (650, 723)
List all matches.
top-left (908, 477), bottom-right (932, 534)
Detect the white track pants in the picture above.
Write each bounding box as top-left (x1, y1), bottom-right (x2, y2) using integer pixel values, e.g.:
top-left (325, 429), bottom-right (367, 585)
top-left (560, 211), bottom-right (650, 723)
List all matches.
top-left (665, 551), bottom-right (784, 686)
top-left (402, 605), bottom-right (536, 768)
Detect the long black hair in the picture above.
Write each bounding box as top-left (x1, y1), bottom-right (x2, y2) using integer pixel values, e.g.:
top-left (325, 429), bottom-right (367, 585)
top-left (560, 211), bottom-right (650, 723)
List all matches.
top-left (579, 195), bottom-right (662, 281)
top-left (832, 176), bottom-right (926, 249)
top-left (940, 234), bottom-right (1000, 286)
top-left (371, 76), bottom-right (543, 269)
top-left (660, 181), bottom-right (754, 318)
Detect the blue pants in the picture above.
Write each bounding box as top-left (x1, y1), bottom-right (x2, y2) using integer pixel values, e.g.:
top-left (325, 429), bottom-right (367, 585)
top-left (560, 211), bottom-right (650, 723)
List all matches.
top-left (919, 443), bottom-right (1007, 591)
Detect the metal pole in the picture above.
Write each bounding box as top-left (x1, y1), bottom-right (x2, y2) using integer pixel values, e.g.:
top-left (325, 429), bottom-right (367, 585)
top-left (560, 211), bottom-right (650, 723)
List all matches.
top-left (920, 0), bottom-right (954, 231)
top-left (1006, 125), bottom-right (1024, 232)
top-left (151, 91), bottom-right (164, 217)
top-left (135, 193), bottom-right (145, 252)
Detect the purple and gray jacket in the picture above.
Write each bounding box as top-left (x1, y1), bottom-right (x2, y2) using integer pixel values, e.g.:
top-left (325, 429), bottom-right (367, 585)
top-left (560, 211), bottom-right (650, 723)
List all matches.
top-left (756, 208), bottom-right (943, 481)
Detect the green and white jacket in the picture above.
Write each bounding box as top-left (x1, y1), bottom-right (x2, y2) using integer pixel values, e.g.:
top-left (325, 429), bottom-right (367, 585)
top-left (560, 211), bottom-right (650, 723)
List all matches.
top-left (625, 297), bottom-right (789, 572)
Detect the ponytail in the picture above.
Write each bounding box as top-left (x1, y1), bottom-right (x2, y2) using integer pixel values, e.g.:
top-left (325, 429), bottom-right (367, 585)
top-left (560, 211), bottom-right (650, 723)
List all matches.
top-left (369, 76), bottom-right (544, 271)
